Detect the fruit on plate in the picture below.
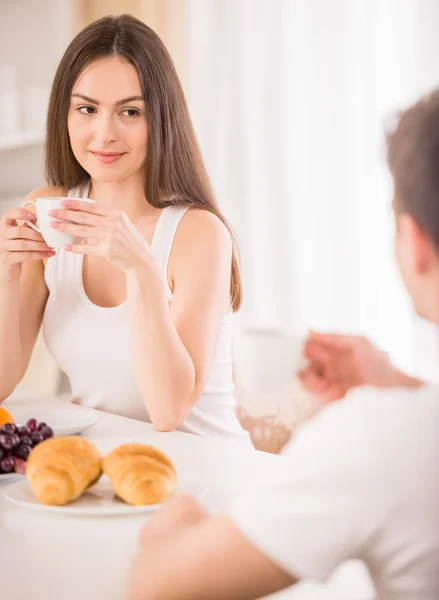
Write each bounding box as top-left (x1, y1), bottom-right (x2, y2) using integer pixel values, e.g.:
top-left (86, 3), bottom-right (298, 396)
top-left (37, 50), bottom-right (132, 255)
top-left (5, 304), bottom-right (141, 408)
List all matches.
top-left (0, 418), bottom-right (54, 475)
top-left (0, 407), bottom-right (14, 427)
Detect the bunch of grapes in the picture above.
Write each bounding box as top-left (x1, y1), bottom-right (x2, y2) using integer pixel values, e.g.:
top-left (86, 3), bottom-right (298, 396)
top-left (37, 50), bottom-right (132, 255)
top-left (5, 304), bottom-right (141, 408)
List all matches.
top-left (0, 419), bottom-right (53, 474)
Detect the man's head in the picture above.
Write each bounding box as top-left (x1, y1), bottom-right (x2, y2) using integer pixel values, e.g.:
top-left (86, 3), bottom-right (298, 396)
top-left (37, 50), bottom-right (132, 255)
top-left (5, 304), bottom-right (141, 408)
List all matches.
top-left (389, 89), bottom-right (439, 322)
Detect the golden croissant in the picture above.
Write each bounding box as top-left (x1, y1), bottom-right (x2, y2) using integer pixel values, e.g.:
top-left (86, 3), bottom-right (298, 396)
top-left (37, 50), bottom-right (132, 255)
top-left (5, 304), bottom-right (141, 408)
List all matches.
top-left (26, 437), bottom-right (102, 506)
top-left (102, 444), bottom-right (177, 506)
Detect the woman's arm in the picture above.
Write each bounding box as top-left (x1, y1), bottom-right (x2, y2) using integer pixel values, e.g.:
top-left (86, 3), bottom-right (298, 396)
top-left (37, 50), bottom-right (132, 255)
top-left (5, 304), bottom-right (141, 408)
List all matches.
top-left (126, 210), bottom-right (232, 430)
top-left (0, 187), bottom-right (61, 400)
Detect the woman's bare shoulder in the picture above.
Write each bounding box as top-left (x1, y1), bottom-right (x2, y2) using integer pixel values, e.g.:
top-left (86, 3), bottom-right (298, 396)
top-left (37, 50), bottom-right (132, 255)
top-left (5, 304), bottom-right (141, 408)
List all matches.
top-left (176, 208), bottom-right (232, 249)
top-left (24, 186), bottom-right (66, 203)
top-left (170, 208), bottom-right (233, 275)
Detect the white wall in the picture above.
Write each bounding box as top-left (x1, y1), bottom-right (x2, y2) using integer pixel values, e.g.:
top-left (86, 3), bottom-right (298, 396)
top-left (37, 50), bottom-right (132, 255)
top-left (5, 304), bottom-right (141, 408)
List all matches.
top-left (0, 0), bottom-right (74, 199)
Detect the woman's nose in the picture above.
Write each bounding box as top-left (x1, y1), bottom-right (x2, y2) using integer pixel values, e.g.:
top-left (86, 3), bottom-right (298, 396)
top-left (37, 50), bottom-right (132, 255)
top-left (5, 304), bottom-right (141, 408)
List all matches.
top-left (93, 114), bottom-right (116, 145)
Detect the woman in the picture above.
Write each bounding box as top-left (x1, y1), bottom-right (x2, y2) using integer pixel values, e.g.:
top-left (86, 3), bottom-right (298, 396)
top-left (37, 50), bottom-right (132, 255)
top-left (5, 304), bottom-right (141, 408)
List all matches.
top-left (0, 15), bottom-right (250, 443)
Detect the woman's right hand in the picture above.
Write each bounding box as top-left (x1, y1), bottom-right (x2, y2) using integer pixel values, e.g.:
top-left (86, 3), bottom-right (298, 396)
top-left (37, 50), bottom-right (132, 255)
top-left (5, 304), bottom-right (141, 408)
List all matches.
top-left (0, 208), bottom-right (55, 280)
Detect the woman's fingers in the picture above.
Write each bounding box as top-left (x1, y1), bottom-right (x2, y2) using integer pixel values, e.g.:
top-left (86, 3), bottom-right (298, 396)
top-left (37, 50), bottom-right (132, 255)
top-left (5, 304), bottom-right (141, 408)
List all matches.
top-left (4, 240), bottom-right (53, 252)
top-left (4, 225), bottom-right (46, 242)
top-left (0, 208), bottom-right (54, 266)
top-left (50, 220), bottom-right (101, 240)
top-left (1, 207), bottom-right (36, 226)
top-left (6, 250), bottom-right (55, 264)
top-left (49, 207), bottom-right (103, 225)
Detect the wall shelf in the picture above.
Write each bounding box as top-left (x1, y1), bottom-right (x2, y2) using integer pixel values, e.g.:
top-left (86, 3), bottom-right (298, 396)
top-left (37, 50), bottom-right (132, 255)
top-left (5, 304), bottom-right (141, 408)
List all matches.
top-left (0, 130), bottom-right (45, 152)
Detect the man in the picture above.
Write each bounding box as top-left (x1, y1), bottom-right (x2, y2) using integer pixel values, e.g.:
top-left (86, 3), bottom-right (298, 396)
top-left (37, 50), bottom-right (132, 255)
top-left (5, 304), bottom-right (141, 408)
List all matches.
top-left (127, 91), bottom-right (439, 600)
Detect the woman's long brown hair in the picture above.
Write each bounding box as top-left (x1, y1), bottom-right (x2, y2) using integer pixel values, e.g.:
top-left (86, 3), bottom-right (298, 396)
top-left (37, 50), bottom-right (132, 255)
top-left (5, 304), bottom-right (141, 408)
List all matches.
top-left (45, 14), bottom-right (242, 310)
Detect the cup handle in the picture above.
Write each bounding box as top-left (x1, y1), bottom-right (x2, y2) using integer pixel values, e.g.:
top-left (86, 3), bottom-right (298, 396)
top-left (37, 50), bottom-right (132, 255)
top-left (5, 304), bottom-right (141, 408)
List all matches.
top-left (21, 200), bottom-right (41, 234)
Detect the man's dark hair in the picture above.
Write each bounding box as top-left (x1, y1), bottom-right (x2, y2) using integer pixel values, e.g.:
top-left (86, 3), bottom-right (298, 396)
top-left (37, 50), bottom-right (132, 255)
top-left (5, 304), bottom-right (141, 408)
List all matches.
top-left (387, 89), bottom-right (439, 248)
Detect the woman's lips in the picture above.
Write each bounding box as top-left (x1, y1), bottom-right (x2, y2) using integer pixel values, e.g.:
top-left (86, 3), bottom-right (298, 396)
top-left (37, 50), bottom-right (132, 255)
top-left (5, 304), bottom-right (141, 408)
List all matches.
top-left (92, 151), bottom-right (125, 164)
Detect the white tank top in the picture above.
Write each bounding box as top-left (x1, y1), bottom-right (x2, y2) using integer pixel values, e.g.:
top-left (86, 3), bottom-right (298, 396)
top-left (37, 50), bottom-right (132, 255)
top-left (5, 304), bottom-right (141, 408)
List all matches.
top-left (42, 182), bottom-right (251, 444)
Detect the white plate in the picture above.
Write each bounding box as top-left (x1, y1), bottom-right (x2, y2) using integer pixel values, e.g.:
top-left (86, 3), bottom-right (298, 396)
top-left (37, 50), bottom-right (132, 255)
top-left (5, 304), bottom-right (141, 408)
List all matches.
top-left (3, 476), bottom-right (208, 516)
top-left (0, 472), bottom-right (23, 483)
top-left (5, 405), bottom-right (102, 437)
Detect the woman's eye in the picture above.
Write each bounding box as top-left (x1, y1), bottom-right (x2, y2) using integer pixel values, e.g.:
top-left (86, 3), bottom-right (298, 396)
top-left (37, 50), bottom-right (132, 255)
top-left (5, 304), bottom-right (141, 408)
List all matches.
top-left (78, 106), bottom-right (96, 115)
top-left (122, 108), bottom-right (140, 118)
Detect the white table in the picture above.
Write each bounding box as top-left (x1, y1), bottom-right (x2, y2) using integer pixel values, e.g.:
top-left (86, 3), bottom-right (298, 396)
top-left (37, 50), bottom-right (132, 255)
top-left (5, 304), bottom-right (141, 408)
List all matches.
top-left (0, 398), bottom-right (375, 600)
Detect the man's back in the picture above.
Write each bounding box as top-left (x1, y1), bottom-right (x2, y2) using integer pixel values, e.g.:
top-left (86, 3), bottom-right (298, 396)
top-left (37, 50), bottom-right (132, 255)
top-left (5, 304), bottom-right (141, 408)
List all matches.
top-left (354, 386), bottom-right (439, 598)
top-left (229, 385), bottom-right (439, 599)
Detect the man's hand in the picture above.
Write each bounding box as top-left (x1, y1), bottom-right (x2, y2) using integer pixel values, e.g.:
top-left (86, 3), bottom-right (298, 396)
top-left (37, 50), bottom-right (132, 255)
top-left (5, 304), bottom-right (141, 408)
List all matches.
top-left (138, 495), bottom-right (208, 545)
top-left (299, 331), bottom-right (423, 402)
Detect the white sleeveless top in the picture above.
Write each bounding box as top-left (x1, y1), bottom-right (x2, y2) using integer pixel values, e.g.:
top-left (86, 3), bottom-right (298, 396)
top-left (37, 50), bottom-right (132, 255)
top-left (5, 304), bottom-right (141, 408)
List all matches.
top-left (42, 182), bottom-right (251, 444)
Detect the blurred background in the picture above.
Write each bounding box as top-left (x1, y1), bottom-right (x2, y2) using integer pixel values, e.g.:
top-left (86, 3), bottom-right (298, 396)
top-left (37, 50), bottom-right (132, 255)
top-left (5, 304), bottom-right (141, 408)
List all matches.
top-left (2, 0), bottom-right (439, 448)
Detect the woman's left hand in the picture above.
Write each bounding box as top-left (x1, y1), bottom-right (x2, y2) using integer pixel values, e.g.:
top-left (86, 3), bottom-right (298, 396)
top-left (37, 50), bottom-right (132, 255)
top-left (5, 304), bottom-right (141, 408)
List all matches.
top-left (49, 199), bottom-right (152, 272)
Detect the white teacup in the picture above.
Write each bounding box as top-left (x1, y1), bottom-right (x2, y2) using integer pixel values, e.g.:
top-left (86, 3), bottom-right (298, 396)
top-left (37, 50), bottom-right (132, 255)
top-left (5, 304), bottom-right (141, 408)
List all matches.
top-left (233, 329), bottom-right (308, 394)
top-left (21, 197), bottom-right (95, 248)
top-left (232, 328), bottom-right (318, 432)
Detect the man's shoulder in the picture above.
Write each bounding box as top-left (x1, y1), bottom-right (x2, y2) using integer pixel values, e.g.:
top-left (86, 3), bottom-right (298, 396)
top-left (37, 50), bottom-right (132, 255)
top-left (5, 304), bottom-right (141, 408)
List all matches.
top-left (346, 383), bottom-right (439, 428)
top-left (283, 383), bottom-right (439, 465)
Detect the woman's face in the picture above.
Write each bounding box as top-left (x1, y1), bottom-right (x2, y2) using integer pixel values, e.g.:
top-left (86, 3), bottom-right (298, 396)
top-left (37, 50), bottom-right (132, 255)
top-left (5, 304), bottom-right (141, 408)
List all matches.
top-left (68, 56), bottom-right (148, 184)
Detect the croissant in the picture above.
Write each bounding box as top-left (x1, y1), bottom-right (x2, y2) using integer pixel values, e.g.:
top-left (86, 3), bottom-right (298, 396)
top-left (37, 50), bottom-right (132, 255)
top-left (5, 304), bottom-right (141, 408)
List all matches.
top-left (26, 437), bottom-right (102, 506)
top-left (102, 444), bottom-right (177, 506)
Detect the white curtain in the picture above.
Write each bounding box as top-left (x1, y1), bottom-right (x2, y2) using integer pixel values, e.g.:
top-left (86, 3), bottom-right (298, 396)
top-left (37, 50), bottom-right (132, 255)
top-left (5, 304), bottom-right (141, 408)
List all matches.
top-left (185, 0), bottom-right (439, 381)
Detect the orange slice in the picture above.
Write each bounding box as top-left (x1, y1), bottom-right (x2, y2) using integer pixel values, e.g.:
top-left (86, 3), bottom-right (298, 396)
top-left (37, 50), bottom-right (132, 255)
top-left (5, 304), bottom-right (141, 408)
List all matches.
top-left (0, 407), bottom-right (15, 427)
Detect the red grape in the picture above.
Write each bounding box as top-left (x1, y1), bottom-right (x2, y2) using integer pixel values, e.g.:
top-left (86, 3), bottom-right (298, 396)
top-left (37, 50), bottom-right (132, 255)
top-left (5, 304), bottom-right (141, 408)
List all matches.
top-left (1, 423), bottom-right (17, 434)
top-left (26, 419), bottom-right (38, 432)
top-left (0, 433), bottom-right (20, 450)
top-left (17, 426), bottom-right (30, 436)
top-left (13, 443), bottom-right (32, 460)
top-left (39, 426), bottom-right (53, 440)
top-left (30, 432), bottom-right (44, 445)
top-left (19, 435), bottom-right (32, 447)
top-left (0, 456), bottom-right (14, 473)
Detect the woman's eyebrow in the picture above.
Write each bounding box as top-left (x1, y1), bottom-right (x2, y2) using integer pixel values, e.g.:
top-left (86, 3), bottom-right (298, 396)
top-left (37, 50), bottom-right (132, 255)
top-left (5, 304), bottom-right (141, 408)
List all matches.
top-left (71, 93), bottom-right (145, 105)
